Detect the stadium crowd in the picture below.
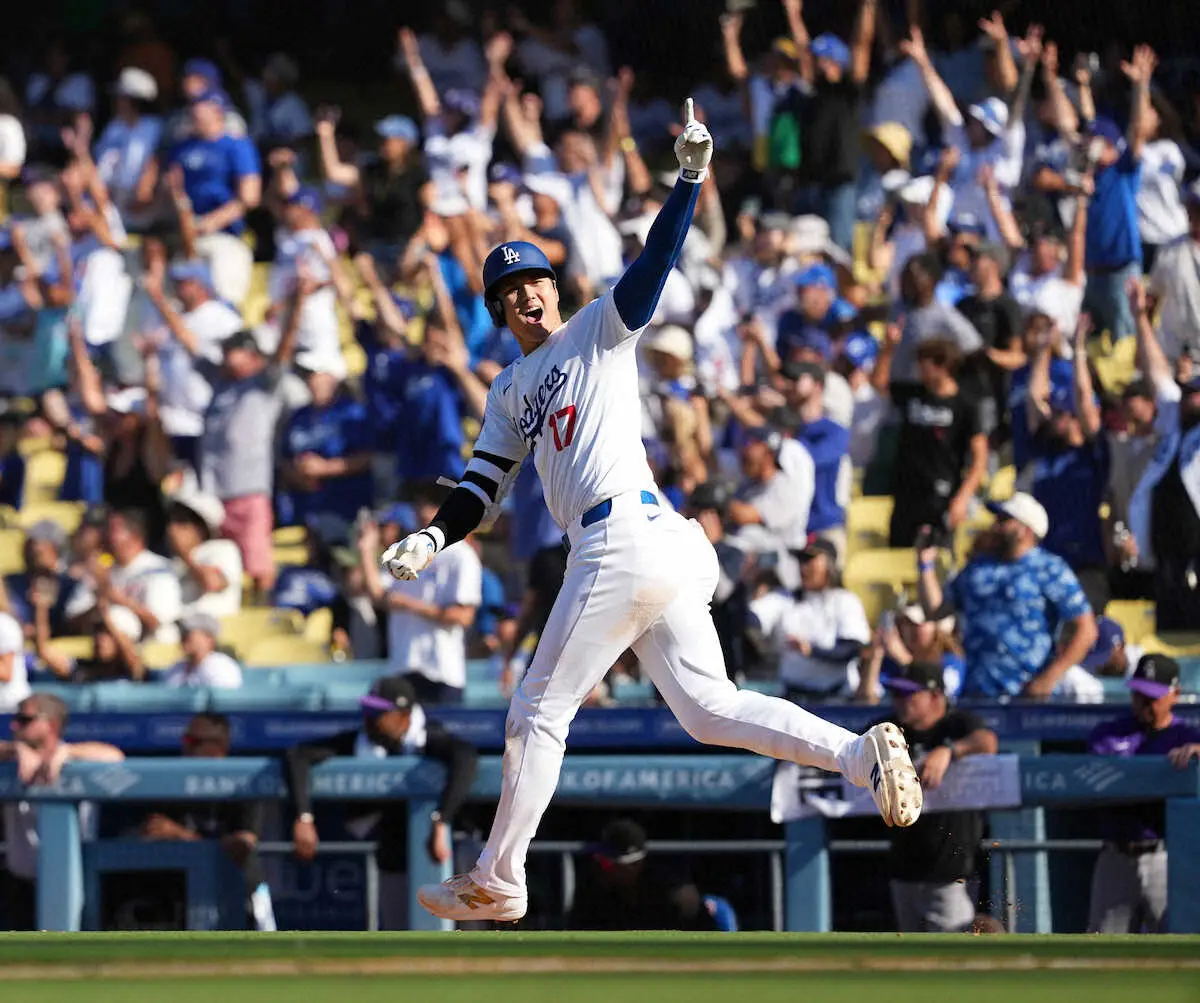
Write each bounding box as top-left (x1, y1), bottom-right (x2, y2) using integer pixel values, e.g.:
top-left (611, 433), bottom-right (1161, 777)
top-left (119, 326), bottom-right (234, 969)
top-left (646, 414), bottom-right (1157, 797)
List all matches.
top-left (0, 0), bottom-right (1196, 937)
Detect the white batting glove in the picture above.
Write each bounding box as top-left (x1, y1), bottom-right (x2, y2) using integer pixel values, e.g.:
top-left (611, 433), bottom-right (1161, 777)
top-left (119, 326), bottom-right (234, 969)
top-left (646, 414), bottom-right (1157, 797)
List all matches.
top-left (675, 98), bottom-right (713, 184)
top-left (381, 531), bottom-right (437, 581)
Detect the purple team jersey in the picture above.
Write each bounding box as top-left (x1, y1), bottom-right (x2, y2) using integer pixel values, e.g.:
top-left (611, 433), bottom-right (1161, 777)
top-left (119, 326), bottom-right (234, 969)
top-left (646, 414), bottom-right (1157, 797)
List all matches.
top-left (1087, 714), bottom-right (1200, 841)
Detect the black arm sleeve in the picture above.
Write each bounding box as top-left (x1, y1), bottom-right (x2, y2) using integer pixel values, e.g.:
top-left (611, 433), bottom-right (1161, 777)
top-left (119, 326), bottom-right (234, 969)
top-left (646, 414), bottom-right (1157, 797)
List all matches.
top-left (283, 730), bottom-right (357, 816)
top-left (428, 486), bottom-right (487, 549)
top-left (422, 722), bottom-right (479, 823)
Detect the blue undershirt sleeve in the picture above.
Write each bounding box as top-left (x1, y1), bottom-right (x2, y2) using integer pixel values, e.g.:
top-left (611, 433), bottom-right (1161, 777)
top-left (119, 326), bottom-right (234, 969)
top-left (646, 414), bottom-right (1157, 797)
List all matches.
top-left (612, 179), bottom-right (701, 333)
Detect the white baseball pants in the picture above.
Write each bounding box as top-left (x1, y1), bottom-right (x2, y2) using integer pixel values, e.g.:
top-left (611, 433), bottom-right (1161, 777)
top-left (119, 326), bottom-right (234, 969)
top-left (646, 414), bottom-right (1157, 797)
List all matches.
top-left (471, 492), bottom-right (863, 900)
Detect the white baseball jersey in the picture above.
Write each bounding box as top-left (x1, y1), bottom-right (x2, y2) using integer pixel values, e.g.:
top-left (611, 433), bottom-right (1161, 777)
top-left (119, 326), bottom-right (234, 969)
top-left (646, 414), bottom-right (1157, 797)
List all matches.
top-left (465, 290), bottom-right (655, 531)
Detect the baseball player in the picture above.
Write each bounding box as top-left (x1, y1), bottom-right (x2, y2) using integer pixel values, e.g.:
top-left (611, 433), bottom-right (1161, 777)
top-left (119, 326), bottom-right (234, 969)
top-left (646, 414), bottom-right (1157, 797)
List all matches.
top-left (383, 100), bottom-right (922, 923)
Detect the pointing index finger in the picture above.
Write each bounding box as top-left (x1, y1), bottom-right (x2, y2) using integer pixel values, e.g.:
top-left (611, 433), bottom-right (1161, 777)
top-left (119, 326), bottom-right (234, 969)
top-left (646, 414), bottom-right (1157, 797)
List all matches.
top-left (684, 97), bottom-right (695, 125)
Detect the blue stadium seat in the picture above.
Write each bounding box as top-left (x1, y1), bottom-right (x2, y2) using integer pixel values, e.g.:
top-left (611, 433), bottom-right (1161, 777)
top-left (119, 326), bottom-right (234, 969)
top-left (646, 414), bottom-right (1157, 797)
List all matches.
top-left (609, 679), bottom-right (656, 704)
top-left (322, 680), bottom-right (371, 712)
top-left (463, 678), bottom-right (507, 707)
top-left (238, 670), bottom-right (285, 689)
top-left (90, 683), bottom-right (207, 713)
top-left (29, 682), bottom-right (94, 712)
top-left (207, 686), bottom-right (324, 712)
top-left (274, 660), bottom-right (389, 687)
top-left (1179, 658), bottom-right (1200, 692)
top-left (465, 658), bottom-right (492, 684)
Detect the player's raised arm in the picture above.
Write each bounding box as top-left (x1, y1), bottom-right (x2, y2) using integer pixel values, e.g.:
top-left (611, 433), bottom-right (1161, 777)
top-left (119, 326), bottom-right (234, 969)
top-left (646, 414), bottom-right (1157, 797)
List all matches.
top-left (611, 99), bottom-right (713, 334)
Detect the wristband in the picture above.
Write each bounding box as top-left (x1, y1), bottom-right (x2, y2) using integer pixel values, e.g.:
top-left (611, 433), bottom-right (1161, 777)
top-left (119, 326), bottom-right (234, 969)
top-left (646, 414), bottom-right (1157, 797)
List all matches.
top-left (620, 136), bottom-right (637, 154)
top-left (420, 526), bottom-right (445, 553)
top-left (680, 167), bottom-right (708, 184)
top-left (919, 561), bottom-right (935, 573)
top-left (297, 812), bottom-right (315, 824)
top-left (430, 810), bottom-right (444, 825)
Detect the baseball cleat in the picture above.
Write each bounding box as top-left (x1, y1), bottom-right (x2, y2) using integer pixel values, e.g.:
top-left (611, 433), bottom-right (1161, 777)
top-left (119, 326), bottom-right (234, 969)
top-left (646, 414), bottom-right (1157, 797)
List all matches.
top-left (417, 874), bottom-right (527, 923)
top-left (857, 723), bottom-right (922, 827)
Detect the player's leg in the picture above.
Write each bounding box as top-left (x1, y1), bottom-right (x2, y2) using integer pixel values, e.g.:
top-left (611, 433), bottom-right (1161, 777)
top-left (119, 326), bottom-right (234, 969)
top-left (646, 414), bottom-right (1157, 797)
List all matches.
top-left (418, 541), bottom-right (654, 920)
top-left (1087, 845), bottom-right (1138, 933)
top-left (632, 518), bottom-right (921, 826)
top-left (1138, 846), bottom-right (1168, 932)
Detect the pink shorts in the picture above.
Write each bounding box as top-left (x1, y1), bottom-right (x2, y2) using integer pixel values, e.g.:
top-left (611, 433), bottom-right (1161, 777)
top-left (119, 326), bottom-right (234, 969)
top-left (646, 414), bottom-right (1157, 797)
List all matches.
top-left (221, 494), bottom-right (274, 580)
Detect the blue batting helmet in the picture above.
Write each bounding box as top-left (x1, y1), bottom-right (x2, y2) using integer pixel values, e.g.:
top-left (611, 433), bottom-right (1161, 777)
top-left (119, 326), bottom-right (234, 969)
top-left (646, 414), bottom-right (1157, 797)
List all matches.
top-left (482, 241), bottom-right (556, 326)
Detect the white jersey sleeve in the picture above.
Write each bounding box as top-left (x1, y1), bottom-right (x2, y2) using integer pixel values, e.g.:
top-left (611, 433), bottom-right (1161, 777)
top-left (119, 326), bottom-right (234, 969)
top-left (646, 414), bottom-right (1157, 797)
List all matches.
top-left (459, 371), bottom-right (529, 530)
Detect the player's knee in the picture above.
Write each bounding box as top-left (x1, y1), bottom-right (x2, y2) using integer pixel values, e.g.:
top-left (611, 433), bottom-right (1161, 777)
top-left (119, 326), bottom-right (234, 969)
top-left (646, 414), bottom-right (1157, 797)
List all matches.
top-left (675, 699), bottom-right (732, 745)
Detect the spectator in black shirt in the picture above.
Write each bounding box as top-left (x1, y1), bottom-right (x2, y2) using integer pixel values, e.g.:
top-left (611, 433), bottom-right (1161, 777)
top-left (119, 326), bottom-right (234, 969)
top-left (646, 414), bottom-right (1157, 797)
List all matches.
top-left (874, 336), bottom-right (988, 547)
top-left (957, 242), bottom-right (1025, 444)
top-left (878, 661), bottom-right (998, 933)
top-left (283, 675), bottom-right (477, 930)
top-left (567, 818), bottom-right (719, 932)
top-left (316, 107), bottom-right (433, 262)
top-left (780, 0), bottom-right (877, 252)
top-left (139, 713), bottom-right (275, 930)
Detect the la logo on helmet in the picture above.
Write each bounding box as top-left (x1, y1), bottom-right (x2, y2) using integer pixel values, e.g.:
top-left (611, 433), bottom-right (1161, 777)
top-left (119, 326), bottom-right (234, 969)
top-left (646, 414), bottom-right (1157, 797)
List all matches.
top-left (501, 246), bottom-right (522, 265)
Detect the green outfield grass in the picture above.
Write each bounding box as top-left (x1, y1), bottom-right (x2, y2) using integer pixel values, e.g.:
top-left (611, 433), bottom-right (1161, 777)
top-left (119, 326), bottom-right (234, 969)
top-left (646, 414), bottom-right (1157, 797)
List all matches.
top-left (0, 932), bottom-right (1194, 1003)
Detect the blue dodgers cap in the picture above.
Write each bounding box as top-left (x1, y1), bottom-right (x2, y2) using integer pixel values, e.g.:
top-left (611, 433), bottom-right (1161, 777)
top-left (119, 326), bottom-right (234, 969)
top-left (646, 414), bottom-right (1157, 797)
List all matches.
top-left (168, 260), bottom-right (214, 288)
top-left (287, 186), bottom-right (323, 214)
top-left (489, 162), bottom-right (522, 186)
top-left (183, 58), bottom-right (222, 86)
top-left (443, 89), bottom-right (480, 117)
top-left (1090, 116), bottom-right (1124, 147)
top-left (1081, 616), bottom-right (1125, 672)
top-left (795, 263), bottom-right (837, 290)
top-left (968, 96), bottom-right (1008, 138)
top-left (481, 240), bottom-right (557, 326)
top-left (189, 87), bottom-right (228, 108)
top-left (1049, 384), bottom-right (1077, 416)
top-left (948, 212), bottom-right (987, 236)
top-left (840, 331), bottom-right (879, 370)
top-left (375, 115), bottom-right (419, 143)
top-left (810, 33), bottom-right (850, 69)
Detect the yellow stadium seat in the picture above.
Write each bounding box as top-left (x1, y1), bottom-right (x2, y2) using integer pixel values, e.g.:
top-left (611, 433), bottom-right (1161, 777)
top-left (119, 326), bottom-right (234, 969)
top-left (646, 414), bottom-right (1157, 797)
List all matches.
top-left (850, 583), bottom-right (905, 631)
top-left (272, 525), bottom-right (308, 547)
top-left (218, 608), bottom-right (304, 653)
top-left (46, 636), bottom-right (94, 661)
top-left (988, 465), bottom-right (1016, 501)
top-left (1140, 633), bottom-right (1200, 658)
top-left (17, 436), bottom-right (55, 458)
top-left (847, 497), bottom-right (894, 554)
top-left (141, 641), bottom-right (183, 670)
top-left (16, 501), bottom-right (86, 535)
top-left (273, 544), bottom-right (309, 568)
top-left (23, 451), bottom-right (67, 504)
top-left (0, 528), bottom-right (25, 575)
top-left (343, 341), bottom-right (367, 379)
top-left (843, 548), bottom-right (919, 590)
top-left (304, 607), bottom-right (333, 644)
top-left (1105, 600), bottom-right (1156, 645)
top-left (244, 635), bottom-right (332, 667)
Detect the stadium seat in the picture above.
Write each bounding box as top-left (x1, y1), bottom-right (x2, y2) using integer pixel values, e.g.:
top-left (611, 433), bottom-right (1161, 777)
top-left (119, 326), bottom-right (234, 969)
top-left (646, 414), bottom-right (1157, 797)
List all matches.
top-left (741, 679), bottom-right (784, 697)
top-left (1105, 600), bottom-right (1155, 645)
top-left (609, 678), bottom-right (656, 704)
top-left (43, 636), bottom-right (94, 661)
top-left (272, 544), bottom-right (309, 567)
top-left (465, 658), bottom-right (492, 684)
top-left (29, 683), bottom-right (93, 712)
top-left (275, 660), bottom-right (389, 687)
top-left (322, 680), bottom-right (371, 711)
top-left (207, 686), bottom-right (324, 712)
top-left (15, 500), bottom-right (85, 534)
top-left (988, 466), bottom-right (1016, 501)
top-left (243, 635), bottom-right (332, 667)
top-left (846, 496), bottom-right (893, 554)
top-left (1141, 633), bottom-right (1200, 658)
top-left (219, 608), bottom-right (305, 653)
top-left (140, 641), bottom-right (183, 670)
top-left (91, 683), bottom-right (206, 713)
top-left (239, 669), bottom-right (285, 688)
top-left (843, 548), bottom-right (918, 591)
top-left (303, 607), bottom-right (333, 644)
top-left (272, 525), bottom-right (308, 547)
top-left (0, 528), bottom-right (25, 575)
top-left (22, 451), bottom-right (67, 505)
top-left (17, 436), bottom-right (55, 458)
